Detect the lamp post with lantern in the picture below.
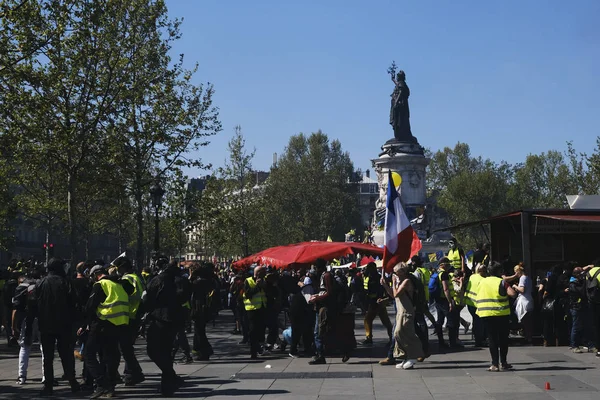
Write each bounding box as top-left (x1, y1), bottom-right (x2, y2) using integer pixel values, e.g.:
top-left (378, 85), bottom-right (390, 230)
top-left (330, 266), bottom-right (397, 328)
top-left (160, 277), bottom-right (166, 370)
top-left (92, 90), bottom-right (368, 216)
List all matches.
top-left (149, 181), bottom-right (165, 254)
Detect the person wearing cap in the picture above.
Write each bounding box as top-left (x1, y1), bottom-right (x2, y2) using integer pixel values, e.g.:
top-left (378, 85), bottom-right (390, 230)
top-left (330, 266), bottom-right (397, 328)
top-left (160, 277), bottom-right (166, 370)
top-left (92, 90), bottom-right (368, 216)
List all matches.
top-left (113, 256), bottom-right (145, 386)
top-left (243, 265), bottom-right (268, 359)
top-left (31, 258), bottom-right (80, 397)
top-left (434, 257), bottom-right (461, 348)
top-left (81, 264), bottom-right (134, 398)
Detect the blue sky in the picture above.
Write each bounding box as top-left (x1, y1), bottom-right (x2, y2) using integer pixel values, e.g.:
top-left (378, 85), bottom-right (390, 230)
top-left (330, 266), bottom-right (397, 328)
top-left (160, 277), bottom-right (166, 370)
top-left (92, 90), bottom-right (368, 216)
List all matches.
top-left (165, 0), bottom-right (600, 176)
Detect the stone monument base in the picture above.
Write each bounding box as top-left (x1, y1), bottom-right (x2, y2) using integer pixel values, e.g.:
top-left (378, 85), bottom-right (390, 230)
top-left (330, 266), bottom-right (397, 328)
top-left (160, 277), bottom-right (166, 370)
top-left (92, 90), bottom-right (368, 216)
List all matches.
top-left (371, 139), bottom-right (429, 248)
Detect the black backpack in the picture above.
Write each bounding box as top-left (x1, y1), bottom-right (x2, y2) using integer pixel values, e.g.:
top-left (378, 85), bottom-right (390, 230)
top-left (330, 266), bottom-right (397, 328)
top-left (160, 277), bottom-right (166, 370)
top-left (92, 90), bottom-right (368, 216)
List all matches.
top-left (408, 274), bottom-right (428, 314)
top-left (586, 268), bottom-right (600, 305)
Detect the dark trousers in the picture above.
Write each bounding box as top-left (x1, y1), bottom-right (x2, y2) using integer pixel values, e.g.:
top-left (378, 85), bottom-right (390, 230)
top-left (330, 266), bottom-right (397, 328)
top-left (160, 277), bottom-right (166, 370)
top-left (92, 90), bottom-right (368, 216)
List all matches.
top-left (290, 310), bottom-right (314, 355)
top-left (592, 303), bottom-right (600, 351)
top-left (414, 313), bottom-right (429, 355)
top-left (119, 323), bottom-right (143, 378)
top-left (41, 331), bottom-right (76, 388)
top-left (193, 313), bottom-right (213, 358)
top-left (364, 302), bottom-right (393, 339)
top-left (482, 316), bottom-right (509, 367)
top-left (173, 327), bottom-right (192, 358)
top-left (84, 321), bottom-right (120, 389)
top-left (266, 308), bottom-right (280, 345)
top-left (247, 308), bottom-right (266, 356)
top-left (468, 305), bottom-right (486, 345)
top-left (147, 320), bottom-right (177, 385)
top-left (435, 300), bottom-right (459, 345)
top-left (239, 305), bottom-right (250, 341)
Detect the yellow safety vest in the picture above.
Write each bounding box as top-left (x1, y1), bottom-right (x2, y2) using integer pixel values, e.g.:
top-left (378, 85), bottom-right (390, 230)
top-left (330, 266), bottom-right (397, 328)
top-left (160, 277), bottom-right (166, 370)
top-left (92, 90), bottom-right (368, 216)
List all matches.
top-left (438, 268), bottom-right (455, 300)
top-left (364, 276), bottom-right (378, 298)
top-left (465, 273), bottom-right (483, 307)
top-left (243, 277), bottom-right (266, 311)
top-left (475, 276), bottom-right (510, 318)
top-left (123, 273), bottom-right (143, 319)
top-left (416, 267), bottom-right (431, 302)
top-left (96, 279), bottom-right (130, 326)
top-left (589, 267), bottom-right (600, 284)
top-left (448, 248), bottom-right (462, 270)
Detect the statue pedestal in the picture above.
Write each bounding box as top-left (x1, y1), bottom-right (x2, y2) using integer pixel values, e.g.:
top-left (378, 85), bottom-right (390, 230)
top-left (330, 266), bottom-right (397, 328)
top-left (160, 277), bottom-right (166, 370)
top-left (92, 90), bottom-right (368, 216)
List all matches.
top-left (371, 140), bottom-right (429, 248)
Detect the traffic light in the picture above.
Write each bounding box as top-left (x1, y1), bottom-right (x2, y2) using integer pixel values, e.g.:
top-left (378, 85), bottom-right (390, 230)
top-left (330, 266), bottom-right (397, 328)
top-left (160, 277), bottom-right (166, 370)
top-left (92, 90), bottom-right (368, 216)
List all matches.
top-left (43, 243), bottom-right (55, 257)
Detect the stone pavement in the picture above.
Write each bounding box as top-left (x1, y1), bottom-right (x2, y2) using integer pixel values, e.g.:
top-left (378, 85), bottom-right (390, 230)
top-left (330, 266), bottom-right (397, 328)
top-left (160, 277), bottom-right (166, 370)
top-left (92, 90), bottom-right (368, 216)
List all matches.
top-left (0, 310), bottom-right (599, 400)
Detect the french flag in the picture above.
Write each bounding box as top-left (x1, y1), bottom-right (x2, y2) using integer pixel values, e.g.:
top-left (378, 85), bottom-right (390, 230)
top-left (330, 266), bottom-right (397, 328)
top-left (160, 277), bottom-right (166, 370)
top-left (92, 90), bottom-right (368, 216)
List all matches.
top-left (382, 171), bottom-right (422, 272)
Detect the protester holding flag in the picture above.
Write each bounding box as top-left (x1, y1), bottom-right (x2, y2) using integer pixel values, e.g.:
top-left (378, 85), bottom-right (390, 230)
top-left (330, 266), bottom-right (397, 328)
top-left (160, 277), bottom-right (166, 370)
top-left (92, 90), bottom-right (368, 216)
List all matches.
top-left (382, 170), bottom-right (422, 273)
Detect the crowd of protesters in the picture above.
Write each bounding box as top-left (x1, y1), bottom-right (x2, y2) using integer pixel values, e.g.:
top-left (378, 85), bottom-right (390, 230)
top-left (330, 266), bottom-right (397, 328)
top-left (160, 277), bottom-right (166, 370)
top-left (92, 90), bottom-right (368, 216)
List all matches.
top-left (1, 241), bottom-right (600, 397)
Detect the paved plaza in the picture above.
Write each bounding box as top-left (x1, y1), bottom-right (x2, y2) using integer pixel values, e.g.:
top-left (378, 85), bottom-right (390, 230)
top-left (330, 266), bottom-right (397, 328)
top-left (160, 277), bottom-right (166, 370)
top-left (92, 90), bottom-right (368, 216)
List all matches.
top-left (0, 310), bottom-right (599, 400)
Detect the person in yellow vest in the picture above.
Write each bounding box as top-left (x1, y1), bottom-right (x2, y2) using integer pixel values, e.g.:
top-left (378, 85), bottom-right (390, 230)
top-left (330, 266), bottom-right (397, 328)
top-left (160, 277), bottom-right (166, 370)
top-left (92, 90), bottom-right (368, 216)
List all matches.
top-left (465, 264), bottom-right (488, 347)
top-left (476, 262), bottom-right (517, 371)
top-left (80, 264), bottom-right (133, 398)
top-left (583, 260), bottom-right (600, 358)
top-left (114, 257), bottom-right (145, 385)
top-left (362, 262), bottom-right (393, 345)
top-left (434, 257), bottom-right (461, 348)
top-left (447, 237), bottom-right (466, 273)
top-left (243, 265), bottom-right (267, 359)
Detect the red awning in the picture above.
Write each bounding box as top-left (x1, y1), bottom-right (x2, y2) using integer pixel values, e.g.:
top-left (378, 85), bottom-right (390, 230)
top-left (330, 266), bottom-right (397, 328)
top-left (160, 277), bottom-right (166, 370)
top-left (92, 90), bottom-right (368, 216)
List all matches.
top-left (533, 214), bottom-right (600, 222)
top-left (232, 241), bottom-right (383, 270)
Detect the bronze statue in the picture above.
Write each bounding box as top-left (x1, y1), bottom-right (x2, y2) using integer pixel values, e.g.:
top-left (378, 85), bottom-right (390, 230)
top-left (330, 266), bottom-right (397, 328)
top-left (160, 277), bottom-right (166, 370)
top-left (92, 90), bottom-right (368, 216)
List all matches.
top-left (388, 62), bottom-right (416, 143)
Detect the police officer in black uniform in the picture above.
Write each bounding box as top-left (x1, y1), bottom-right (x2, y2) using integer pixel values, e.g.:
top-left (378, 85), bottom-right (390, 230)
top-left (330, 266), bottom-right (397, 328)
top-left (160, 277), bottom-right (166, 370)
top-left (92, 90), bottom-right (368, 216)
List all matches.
top-left (145, 258), bottom-right (191, 396)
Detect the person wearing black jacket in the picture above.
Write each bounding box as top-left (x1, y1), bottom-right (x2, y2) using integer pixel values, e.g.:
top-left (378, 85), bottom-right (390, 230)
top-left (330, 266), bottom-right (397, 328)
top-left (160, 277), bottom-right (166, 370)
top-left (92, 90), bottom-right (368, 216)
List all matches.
top-left (191, 263), bottom-right (216, 361)
top-left (31, 258), bottom-right (80, 397)
top-left (145, 259), bottom-right (191, 396)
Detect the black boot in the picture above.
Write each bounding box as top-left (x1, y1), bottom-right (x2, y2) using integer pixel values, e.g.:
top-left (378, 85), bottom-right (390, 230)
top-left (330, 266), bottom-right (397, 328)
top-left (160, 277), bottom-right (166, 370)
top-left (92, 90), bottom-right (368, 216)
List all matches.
top-left (308, 355), bottom-right (326, 365)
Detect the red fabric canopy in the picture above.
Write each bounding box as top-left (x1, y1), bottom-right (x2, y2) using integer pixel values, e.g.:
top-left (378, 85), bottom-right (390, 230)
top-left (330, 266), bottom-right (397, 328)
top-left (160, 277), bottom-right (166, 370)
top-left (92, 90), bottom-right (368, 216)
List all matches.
top-left (359, 256), bottom-right (376, 266)
top-left (232, 241), bottom-right (383, 269)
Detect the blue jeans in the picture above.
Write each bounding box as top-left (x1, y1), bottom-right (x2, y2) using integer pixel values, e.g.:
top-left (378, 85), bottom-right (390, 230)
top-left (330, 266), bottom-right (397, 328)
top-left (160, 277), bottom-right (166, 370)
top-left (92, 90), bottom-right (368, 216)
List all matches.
top-left (314, 311), bottom-right (323, 355)
top-left (570, 308), bottom-right (583, 348)
top-left (570, 307), bottom-right (594, 348)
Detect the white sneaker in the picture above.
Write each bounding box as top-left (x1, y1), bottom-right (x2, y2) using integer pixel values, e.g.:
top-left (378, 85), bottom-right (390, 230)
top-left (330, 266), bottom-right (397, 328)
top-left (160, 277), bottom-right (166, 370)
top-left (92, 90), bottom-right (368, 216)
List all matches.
top-left (402, 360), bottom-right (416, 369)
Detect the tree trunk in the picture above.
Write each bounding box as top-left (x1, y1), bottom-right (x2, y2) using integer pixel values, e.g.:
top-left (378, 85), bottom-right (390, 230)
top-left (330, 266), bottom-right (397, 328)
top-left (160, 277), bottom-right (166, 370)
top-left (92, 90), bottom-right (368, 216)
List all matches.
top-left (67, 172), bottom-right (77, 263)
top-left (134, 184), bottom-right (144, 269)
top-left (45, 226), bottom-right (50, 265)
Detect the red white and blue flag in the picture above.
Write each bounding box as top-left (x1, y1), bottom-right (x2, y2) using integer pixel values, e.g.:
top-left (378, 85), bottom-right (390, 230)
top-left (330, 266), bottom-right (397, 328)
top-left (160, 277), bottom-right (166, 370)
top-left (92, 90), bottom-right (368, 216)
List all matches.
top-left (382, 171), bottom-right (422, 272)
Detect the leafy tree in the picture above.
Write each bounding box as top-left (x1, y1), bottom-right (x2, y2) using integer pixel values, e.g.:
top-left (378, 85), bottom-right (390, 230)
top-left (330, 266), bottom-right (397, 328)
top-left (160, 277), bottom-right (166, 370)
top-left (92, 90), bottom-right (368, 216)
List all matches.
top-left (567, 139), bottom-right (600, 195)
top-left (194, 126), bottom-right (262, 257)
top-left (1, 0), bottom-right (138, 261)
top-left (427, 143), bottom-right (516, 247)
top-left (511, 151), bottom-right (575, 208)
top-left (106, 0), bottom-right (221, 266)
top-left (261, 131), bottom-right (361, 246)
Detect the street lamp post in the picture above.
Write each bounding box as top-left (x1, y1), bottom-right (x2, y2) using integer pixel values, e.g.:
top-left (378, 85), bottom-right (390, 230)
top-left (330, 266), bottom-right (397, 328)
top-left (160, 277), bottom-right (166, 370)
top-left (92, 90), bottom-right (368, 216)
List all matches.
top-left (149, 181), bottom-right (165, 254)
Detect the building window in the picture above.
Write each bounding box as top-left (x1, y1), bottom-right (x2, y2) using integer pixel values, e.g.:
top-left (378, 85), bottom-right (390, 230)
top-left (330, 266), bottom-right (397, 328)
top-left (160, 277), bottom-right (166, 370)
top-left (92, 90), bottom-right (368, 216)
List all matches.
top-left (369, 184), bottom-right (376, 194)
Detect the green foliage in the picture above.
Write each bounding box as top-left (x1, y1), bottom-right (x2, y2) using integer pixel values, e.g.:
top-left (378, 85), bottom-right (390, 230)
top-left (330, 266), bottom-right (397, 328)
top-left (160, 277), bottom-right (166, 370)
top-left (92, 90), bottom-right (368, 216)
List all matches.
top-left (427, 141), bottom-right (600, 247)
top-left (261, 131), bottom-right (361, 246)
top-left (511, 151), bottom-right (575, 209)
top-left (195, 126), bottom-right (262, 257)
top-left (0, 0), bottom-right (219, 263)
